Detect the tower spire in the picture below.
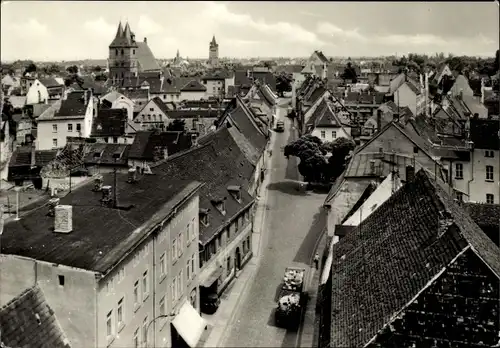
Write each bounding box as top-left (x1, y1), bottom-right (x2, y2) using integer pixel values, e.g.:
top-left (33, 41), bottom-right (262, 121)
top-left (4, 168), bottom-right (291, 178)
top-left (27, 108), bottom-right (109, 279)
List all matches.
top-left (123, 21), bottom-right (132, 44)
top-left (115, 21), bottom-right (123, 39)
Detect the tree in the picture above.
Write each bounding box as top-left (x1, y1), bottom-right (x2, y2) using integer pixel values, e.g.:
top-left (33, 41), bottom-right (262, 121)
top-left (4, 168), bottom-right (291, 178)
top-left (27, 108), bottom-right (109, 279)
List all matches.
top-left (276, 73), bottom-right (292, 97)
top-left (24, 62), bottom-right (37, 75)
top-left (94, 73), bottom-right (108, 82)
top-left (323, 137), bottom-right (355, 180)
top-left (66, 65), bottom-right (79, 74)
top-left (284, 135), bottom-right (328, 182)
top-left (92, 66), bottom-right (102, 73)
top-left (495, 49), bottom-right (499, 73)
top-left (166, 119), bottom-right (186, 132)
top-left (341, 62), bottom-right (357, 83)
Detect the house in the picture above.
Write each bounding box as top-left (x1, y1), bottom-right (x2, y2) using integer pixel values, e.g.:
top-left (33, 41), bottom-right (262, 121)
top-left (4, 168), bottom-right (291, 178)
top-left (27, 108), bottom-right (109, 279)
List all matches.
top-left (20, 75), bottom-right (36, 95)
top-left (91, 108), bottom-right (133, 144)
top-left (26, 78), bottom-right (64, 105)
top-left (164, 109), bottom-right (220, 136)
top-left (134, 97), bottom-right (170, 130)
top-left (36, 90), bottom-right (94, 150)
top-left (302, 50), bottom-right (329, 77)
top-left (120, 88), bottom-right (149, 116)
top-left (0, 285), bottom-right (71, 348)
top-left (127, 131), bottom-right (192, 173)
top-left (7, 145), bottom-right (58, 187)
top-left (83, 143), bottom-right (131, 175)
top-left (449, 74), bottom-right (474, 98)
top-left (152, 126), bottom-right (255, 312)
top-left (393, 75), bottom-right (425, 116)
top-left (1, 175), bottom-right (204, 348)
top-left (100, 91), bottom-right (135, 121)
top-left (323, 121), bottom-right (445, 240)
top-left (201, 70), bottom-right (235, 98)
top-left (341, 90), bottom-right (386, 125)
top-left (319, 169), bottom-right (500, 348)
top-left (364, 102), bottom-right (413, 136)
top-left (180, 80), bottom-right (207, 101)
top-left (296, 78), bottom-right (330, 134)
top-left (306, 98), bottom-right (352, 142)
top-left (1, 74), bottom-right (19, 89)
top-left (430, 63), bottom-right (454, 85)
top-left (215, 95), bottom-right (269, 195)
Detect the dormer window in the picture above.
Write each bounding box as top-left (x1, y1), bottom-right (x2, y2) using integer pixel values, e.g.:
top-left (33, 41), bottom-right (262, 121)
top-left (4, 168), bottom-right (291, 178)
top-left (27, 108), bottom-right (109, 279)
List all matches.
top-left (211, 198), bottom-right (226, 215)
top-left (227, 186), bottom-right (241, 202)
top-left (199, 208), bottom-right (210, 226)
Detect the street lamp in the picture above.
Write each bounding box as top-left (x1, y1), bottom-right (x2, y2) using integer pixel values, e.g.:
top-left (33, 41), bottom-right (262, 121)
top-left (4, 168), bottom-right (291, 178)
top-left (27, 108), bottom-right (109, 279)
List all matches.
top-left (145, 314), bottom-right (175, 348)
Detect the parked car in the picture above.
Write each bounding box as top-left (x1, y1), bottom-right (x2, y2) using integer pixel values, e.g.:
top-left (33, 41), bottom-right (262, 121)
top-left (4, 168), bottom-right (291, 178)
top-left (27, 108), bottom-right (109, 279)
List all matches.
top-left (275, 121), bottom-right (285, 132)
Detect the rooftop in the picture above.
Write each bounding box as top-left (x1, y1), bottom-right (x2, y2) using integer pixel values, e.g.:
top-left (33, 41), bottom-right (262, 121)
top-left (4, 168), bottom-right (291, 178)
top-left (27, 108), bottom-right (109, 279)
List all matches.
top-left (329, 170), bottom-right (500, 348)
top-left (53, 91), bottom-right (91, 118)
top-left (469, 118), bottom-right (499, 150)
top-left (91, 108), bottom-right (127, 137)
top-left (0, 285), bottom-right (71, 348)
top-left (128, 131), bottom-right (193, 161)
top-left (1, 174), bottom-right (201, 273)
top-left (83, 143), bottom-right (130, 166)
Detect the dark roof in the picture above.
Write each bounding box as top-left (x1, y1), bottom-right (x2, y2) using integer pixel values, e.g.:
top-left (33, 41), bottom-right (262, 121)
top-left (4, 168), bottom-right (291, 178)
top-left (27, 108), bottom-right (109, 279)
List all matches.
top-left (166, 109), bottom-right (219, 119)
top-left (38, 77), bottom-right (62, 88)
top-left (306, 85), bottom-right (327, 105)
top-left (91, 108), bottom-right (127, 137)
top-left (9, 147), bottom-right (58, 167)
top-left (83, 143), bottom-right (130, 166)
top-left (153, 126), bottom-right (255, 244)
top-left (150, 97), bottom-right (171, 115)
top-left (128, 131), bottom-right (192, 160)
top-left (314, 50), bottom-right (329, 64)
top-left (55, 91), bottom-right (91, 117)
top-left (120, 88), bottom-right (149, 100)
top-left (180, 80), bottom-right (206, 92)
top-left (307, 98), bottom-right (329, 126)
top-left (329, 169), bottom-right (500, 348)
top-left (252, 71), bottom-right (276, 92)
top-left (234, 70), bottom-right (251, 87)
top-left (136, 42), bottom-right (161, 72)
top-left (1, 175), bottom-right (201, 273)
top-left (203, 70), bottom-right (232, 80)
top-left (469, 118), bottom-right (499, 150)
top-left (0, 285), bottom-right (71, 348)
top-left (275, 65), bottom-right (304, 74)
top-left (463, 203), bottom-right (500, 228)
top-left (257, 86), bottom-right (275, 108)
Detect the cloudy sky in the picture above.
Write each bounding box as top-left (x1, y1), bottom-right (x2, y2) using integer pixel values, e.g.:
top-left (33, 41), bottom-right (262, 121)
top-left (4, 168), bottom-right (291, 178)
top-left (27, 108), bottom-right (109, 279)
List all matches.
top-left (1, 1), bottom-right (498, 61)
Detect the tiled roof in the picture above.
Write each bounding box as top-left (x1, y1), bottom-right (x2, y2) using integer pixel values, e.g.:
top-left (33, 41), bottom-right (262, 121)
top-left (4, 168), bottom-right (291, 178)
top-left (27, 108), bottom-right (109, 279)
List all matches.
top-left (136, 42), bottom-right (161, 72)
top-left (469, 118), bottom-right (499, 150)
top-left (307, 99), bottom-right (329, 127)
top-left (203, 70), bottom-right (232, 80)
top-left (120, 88), bottom-right (149, 100)
top-left (150, 97), bottom-right (171, 116)
top-left (329, 169), bottom-right (500, 348)
top-left (101, 91), bottom-right (128, 104)
top-left (463, 203), bottom-right (500, 228)
top-left (1, 174), bottom-right (201, 273)
top-left (0, 285), bottom-right (71, 348)
top-left (83, 143), bottom-right (130, 166)
top-left (55, 91), bottom-right (91, 118)
top-left (166, 109), bottom-right (219, 119)
top-left (38, 77), bottom-right (62, 88)
top-left (128, 131), bottom-right (192, 161)
top-left (306, 85), bottom-right (327, 105)
top-left (316, 104), bottom-right (346, 128)
top-left (152, 126), bottom-right (255, 244)
top-left (181, 80), bottom-right (206, 92)
top-left (8, 146), bottom-right (58, 167)
top-left (91, 108), bottom-right (127, 137)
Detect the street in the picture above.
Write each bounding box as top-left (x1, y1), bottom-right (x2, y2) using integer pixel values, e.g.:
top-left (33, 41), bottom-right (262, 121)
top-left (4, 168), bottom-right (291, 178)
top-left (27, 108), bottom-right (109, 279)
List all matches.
top-left (220, 102), bottom-right (327, 347)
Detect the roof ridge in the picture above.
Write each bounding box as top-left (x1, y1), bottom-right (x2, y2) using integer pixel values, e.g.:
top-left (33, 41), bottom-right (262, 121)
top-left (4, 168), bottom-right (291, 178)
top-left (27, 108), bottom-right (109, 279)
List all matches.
top-left (150, 139), bottom-right (213, 169)
top-left (0, 284), bottom-right (40, 311)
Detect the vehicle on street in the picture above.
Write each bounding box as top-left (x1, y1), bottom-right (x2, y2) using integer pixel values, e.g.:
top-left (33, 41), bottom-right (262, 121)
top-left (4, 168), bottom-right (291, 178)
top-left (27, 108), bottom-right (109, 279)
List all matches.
top-left (275, 120), bottom-right (285, 132)
top-left (201, 293), bottom-right (220, 314)
top-left (275, 267), bottom-right (306, 328)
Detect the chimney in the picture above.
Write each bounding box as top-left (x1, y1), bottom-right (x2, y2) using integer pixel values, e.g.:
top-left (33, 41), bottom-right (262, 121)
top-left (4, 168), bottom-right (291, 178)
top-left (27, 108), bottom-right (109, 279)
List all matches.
top-left (101, 185), bottom-right (113, 206)
top-left (425, 72), bottom-right (430, 117)
top-left (127, 168), bottom-right (137, 183)
top-left (481, 78), bottom-right (485, 104)
top-left (369, 159), bottom-right (376, 174)
top-left (92, 174), bottom-right (103, 191)
top-left (376, 109), bottom-right (382, 132)
top-left (406, 165), bottom-right (415, 183)
top-left (30, 144), bottom-right (36, 168)
top-left (393, 112), bottom-right (400, 123)
top-left (54, 205), bottom-right (73, 233)
top-left (144, 37), bottom-right (147, 43)
top-left (372, 95), bottom-right (376, 104)
top-left (47, 197), bottom-right (60, 217)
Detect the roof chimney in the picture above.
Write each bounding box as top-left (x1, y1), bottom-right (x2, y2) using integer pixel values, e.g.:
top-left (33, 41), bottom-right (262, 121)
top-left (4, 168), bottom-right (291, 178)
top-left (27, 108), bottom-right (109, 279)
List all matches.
top-left (376, 109), bottom-right (382, 132)
top-left (406, 165), bottom-right (415, 183)
top-left (127, 168), bottom-right (137, 183)
top-left (54, 205), bottom-right (73, 233)
top-left (47, 197), bottom-right (60, 217)
top-left (30, 144), bottom-right (36, 169)
top-left (101, 185), bottom-right (113, 207)
top-left (92, 174), bottom-right (103, 191)
top-left (144, 37), bottom-right (147, 44)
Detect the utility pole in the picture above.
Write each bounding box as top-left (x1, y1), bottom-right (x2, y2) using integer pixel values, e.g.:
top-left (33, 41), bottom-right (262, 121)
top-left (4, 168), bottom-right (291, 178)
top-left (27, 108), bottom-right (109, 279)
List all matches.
top-left (113, 157), bottom-right (118, 209)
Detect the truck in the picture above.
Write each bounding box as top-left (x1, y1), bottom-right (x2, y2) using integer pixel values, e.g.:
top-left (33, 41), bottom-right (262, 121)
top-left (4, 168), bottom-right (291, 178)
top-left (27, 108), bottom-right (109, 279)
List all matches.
top-left (275, 267), bottom-right (306, 328)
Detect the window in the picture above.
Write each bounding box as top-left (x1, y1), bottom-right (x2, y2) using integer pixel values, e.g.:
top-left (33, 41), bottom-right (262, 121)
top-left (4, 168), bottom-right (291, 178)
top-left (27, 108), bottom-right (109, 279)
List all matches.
top-left (332, 131), bottom-right (337, 138)
top-left (134, 280), bottom-right (139, 305)
top-left (187, 260), bottom-right (191, 280)
top-left (52, 139), bottom-right (58, 148)
top-left (190, 289), bottom-right (197, 308)
top-left (121, 49), bottom-right (124, 55)
top-left (455, 163), bottom-right (463, 179)
top-left (186, 223), bottom-right (191, 244)
top-left (134, 328), bottom-right (139, 348)
top-left (191, 219), bottom-right (195, 241)
top-left (456, 192), bottom-right (463, 202)
top-left (106, 310), bottom-right (113, 337)
top-left (142, 316), bottom-right (148, 344)
top-left (163, 94), bottom-right (166, 99)
top-left (227, 257), bottom-right (231, 276)
top-left (160, 253), bottom-right (166, 277)
top-left (172, 239), bottom-right (177, 262)
top-left (113, 136), bottom-right (118, 143)
top-left (178, 233), bottom-right (184, 257)
top-left (485, 150), bottom-right (494, 158)
top-left (486, 165), bottom-right (494, 181)
top-left (133, 49), bottom-right (135, 55)
top-left (117, 298), bottom-right (124, 327)
top-left (150, 107), bottom-right (154, 112)
top-left (486, 194), bottom-right (494, 204)
top-left (191, 254), bottom-right (195, 279)
top-left (159, 296), bottom-right (165, 316)
top-left (320, 130), bottom-right (326, 138)
top-left (76, 123), bottom-right (81, 132)
top-left (178, 270), bottom-right (183, 296)
top-left (413, 146), bottom-right (419, 154)
top-left (142, 270), bottom-right (149, 299)
top-left (67, 124), bottom-right (73, 132)
top-left (171, 277), bottom-right (177, 301)
top-left (58, 275), bottom-right (65, 286)
top-left (52, 124), bottom-right (57, 133)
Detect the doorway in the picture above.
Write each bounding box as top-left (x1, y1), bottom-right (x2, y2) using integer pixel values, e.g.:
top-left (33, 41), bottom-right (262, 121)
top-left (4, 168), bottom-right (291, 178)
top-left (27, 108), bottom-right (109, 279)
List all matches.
top-left (235, 247), bottom-right (241, 270)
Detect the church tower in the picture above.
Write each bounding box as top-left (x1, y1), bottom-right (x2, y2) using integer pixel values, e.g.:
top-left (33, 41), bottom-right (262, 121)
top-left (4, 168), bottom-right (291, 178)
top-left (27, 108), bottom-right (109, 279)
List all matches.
top-left (209, 35), bottom-right (219, 67)
top-left (108, 22), bottom-right (139, 84)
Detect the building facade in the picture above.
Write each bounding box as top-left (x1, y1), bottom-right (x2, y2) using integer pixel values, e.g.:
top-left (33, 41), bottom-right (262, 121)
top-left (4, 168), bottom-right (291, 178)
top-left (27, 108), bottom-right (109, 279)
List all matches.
top-left (208, 36), bottom-right (219, 67)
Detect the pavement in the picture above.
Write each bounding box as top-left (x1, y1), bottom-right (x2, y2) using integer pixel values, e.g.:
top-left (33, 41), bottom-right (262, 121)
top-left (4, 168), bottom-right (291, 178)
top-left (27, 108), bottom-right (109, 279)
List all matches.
top-left (201, 100), bottom-right (327, 348)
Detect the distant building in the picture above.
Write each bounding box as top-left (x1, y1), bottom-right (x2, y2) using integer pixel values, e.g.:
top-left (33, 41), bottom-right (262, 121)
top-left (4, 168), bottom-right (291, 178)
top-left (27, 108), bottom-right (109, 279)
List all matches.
top-left (208, 36), bottom-right (219, 67)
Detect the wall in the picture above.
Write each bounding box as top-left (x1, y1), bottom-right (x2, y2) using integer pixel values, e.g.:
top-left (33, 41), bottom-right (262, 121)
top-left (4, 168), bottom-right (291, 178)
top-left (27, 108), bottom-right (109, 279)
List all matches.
top-left (369, 249), bottom-right (500, 348)
top-left (469, 148), bottom-right (499, 203)
top-left (36, 118), bottom-right (85, 150)
top-left (203, 79), bottom-right (224, 98)
top-left (112, 97), bottom-right (135, 121)
top-left (150, 92), bottom-right (181, 104)
top-left (0, 255), bottom-right (36, 305)
top-left (394, 83), bottom-right (417, 116)
top-left (135, 99), bottom-right (168, 129)
top-left (224, 76), bottom-right (235, 96)
top-left (26, 80), bottom-right (49, 105)
top-left (180, 90), bottom-right (206, 101)
top-left (93, 135), bottom-right (134, 144)
top-left (312, 126), bottom-right (351, 143)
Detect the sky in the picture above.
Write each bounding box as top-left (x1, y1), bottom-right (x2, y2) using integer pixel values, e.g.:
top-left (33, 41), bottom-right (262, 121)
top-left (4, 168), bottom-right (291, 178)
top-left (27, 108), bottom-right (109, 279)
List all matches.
top-left (1, 1), bottom-right (499, 62)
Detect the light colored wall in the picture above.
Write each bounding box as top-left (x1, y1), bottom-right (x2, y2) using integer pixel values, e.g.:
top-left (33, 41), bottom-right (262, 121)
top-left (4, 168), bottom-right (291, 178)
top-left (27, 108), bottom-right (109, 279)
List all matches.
top-left (180, 91), bottom-right (206, 101)
top-left (26, 79), bottom-right (49, 105)
top-left (151, 92), bottom-right (180, 104)
top-left (469, 149), bottom-right (499, 203)
top-left (395, 83), bottom-right (417, 116)
top-left (112, 98), bottom-right (134, 121)
top-left (312, 126), bottom-right (351, 143)
top-left (224, 76), bottom-right (235, 95)
top-left (203, 79), bottom-right (224, 98)
top-left (93, 136), bottom-right (134, 144)
top-left (136, 99), bottom-right (168, 126)
top-left (37, 118), bottom-right (85, 150)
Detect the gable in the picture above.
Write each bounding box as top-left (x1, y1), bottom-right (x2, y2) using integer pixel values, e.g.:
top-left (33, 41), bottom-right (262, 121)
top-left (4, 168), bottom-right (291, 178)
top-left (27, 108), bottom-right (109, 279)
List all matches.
top-left (136, 99), bottom-right (168, 122)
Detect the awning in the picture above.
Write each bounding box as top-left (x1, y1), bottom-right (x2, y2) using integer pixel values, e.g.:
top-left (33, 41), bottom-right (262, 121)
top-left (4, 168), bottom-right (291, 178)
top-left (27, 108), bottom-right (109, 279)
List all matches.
top-left (201, 267), bottom-right (223, 288)
top-left (172, 301), bottom-right (207, 348)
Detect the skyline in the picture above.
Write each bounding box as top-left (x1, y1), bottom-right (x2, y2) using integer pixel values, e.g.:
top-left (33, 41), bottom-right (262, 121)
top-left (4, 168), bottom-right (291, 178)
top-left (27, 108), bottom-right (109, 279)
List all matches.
top-left (1, 1), bottom-right (499, 62)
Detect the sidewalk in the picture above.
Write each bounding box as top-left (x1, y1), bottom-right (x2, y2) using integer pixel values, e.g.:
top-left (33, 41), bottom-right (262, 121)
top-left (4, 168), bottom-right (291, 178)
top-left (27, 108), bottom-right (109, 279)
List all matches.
top-left (201, 132), bottom-right (277, 347)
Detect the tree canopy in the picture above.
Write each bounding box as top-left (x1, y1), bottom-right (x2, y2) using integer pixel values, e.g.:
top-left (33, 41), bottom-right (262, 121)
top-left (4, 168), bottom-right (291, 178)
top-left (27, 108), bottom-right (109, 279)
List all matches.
top-left (23, 62), bottom-right (37, 75)
top-left (166, 119), bottom-right (186, 132)
top-left (66, 65), bottom-right (79, 74)
top-left (276, 73), bottom-right (292, 97)
top-left (341, 62), bottom-right (357, 83)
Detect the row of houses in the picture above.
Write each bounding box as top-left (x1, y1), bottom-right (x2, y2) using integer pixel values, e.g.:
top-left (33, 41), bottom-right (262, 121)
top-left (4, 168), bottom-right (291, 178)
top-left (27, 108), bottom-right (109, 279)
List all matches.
top-left (0, 89), bottom-right (276, 348)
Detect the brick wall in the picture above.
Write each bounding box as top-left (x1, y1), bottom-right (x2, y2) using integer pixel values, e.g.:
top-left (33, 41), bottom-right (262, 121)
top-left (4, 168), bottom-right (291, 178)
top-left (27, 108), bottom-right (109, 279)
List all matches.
top-left (369, 249), bottom-right (499, 348)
